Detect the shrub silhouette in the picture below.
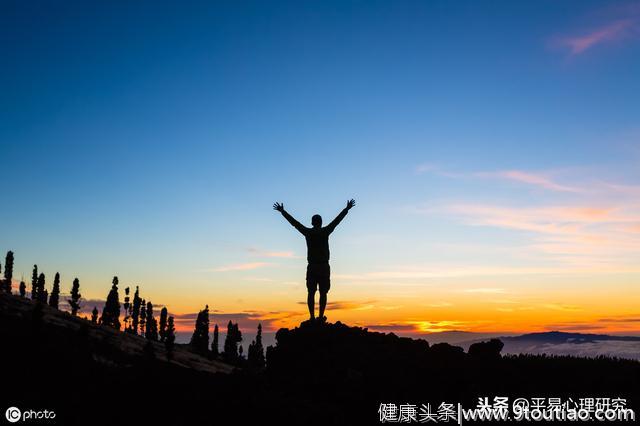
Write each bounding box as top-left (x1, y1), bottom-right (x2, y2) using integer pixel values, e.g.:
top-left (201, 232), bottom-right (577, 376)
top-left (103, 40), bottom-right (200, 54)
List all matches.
top-left (468, 338), bottom-right (504, 360)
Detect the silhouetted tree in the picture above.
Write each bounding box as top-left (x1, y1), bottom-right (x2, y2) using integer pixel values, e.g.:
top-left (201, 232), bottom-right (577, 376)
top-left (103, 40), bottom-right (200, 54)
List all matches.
top-left (139, 299), bottom-right (146, 336)
top-left (2, 251), bottom-right (14, 293)
top-left (211, 324), bottom-right (219, 358)
top-left (49, 272), bottom-right (60, 309)
top-left (165, 316), bottom-right (176, 361)
top-left (123, 287), bottom-right (130, 330)
top-left (190, 305), bottom-right (209, 353)
top-left (130, 286), bottom-right (141, 334)
top-left (68, 278), bottom-right (81, 316)
top-left (223, 321), bottom-right (242, 363)
top-left (100, 276), bottom-right (121, 329)
top-left (30, 265), bottom-right (38, 300)
top-left (145, 301), bottom-right (158, 341)
top-left (37, 273), bottom-right (47, 303)
top-left (248, 323), bottom-right (266, 370)
top-left (159, 307), bottom-right (168, 342)
top-left (19, 281), bottom-right (26, 297)
top-left (91, 306), bottom-right (99, 324)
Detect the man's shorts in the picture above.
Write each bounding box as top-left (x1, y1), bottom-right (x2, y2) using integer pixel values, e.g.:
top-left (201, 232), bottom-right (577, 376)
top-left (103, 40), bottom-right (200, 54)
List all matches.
top-left (306, 263), bottom-right (330, 293)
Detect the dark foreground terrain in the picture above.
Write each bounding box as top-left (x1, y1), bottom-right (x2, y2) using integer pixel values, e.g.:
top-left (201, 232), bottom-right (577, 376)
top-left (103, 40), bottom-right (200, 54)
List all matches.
top-left (1, 292), bottom-right (638, 425)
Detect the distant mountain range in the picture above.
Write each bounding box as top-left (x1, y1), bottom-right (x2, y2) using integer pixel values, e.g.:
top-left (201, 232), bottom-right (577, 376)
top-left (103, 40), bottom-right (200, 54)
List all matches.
top-left (446, 331), bottom-right (640, 360)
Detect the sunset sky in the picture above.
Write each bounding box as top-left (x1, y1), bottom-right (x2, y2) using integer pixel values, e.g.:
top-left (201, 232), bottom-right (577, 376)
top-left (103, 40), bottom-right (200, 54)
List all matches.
top-left (2, 0), bottom-right (639, 342)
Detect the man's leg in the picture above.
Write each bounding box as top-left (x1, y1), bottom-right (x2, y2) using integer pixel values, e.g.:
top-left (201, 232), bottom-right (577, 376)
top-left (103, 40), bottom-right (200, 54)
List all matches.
top-left (307, 288), bottom-right (316, 320)
top-left (319, 291), bottom-right (327, 319)
top-left (306, 264), bottom-right (316, 321)
top-left (318, 264), bottom-right (330, 320)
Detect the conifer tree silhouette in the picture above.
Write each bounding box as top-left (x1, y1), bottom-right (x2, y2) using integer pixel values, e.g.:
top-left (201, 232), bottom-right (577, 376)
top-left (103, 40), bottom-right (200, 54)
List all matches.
top-left (139, 299), bottom-right (147, 336)
top-left (91, 306), bottom-right (99, 324)
top-left (100, 276), bottom-right (121, 329)
top-left (189, 305), bottom-right (210, 353)
top-left (223, 321), bottom-right (242, 363)
top-left (248, 323), bottom-right (266, 370)
top-left (37, 273), bottom-right (47, 303)
top-left (30, 265), bottom-right (38, 300)
top-left (165, 316), bottom-right (176, 361)
top-left (145, 301), bottom-right (158, 341)
top-left (49, 272), bottom-right (61, 309)
top-left (68, 278), bottom-right (81, 316)
top-left (159, 307), bottom-right (168, 342)
top-left (19, 280), bottom-right (26, 297)
top-left (239, 345), bottom-right (244, 359)
top-left (123, 287), bottom-right (130, 330)
top-left (130, 286), bottom-right (141, 334)
top-left (2, 251), bottom-right (14, 293)
top-left (211, 324), bottom-right (219, 358)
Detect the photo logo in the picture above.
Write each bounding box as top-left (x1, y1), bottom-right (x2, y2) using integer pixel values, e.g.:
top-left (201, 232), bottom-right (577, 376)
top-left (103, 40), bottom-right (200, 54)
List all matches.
top-left (5, 407), bottom-right (21, 423)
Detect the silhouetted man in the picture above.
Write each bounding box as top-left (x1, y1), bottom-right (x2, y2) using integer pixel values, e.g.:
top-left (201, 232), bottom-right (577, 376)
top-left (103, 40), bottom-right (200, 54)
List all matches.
top-left (273, 199), bottom-right (356, 322)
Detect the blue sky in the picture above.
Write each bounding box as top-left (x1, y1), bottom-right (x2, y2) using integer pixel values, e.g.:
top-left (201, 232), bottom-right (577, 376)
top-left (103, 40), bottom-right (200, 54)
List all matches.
top-left (1, 0), bottom-right (639, 337)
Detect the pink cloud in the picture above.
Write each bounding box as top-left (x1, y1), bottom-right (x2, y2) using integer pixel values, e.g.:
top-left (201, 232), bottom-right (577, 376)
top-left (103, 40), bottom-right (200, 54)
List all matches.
top-left (476, 170), bottom-right (580, 192)
top-left (559, 19), bottom-right (636, 55)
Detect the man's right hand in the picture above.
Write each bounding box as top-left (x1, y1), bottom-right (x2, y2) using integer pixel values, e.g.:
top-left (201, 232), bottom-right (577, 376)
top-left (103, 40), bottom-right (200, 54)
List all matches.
top-left (273, 202), bottom-right (284, 212)
top-left (346, 199), bottom-right (356, 210)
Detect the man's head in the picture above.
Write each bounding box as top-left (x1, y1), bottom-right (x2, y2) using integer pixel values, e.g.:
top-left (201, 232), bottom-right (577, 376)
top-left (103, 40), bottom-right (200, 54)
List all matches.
top-left (311, 214), bottom-right (322, 228)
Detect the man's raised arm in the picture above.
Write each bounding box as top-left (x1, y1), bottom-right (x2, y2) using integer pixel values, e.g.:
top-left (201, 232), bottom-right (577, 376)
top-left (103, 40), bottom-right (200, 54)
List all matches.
top-left (273, 202), bottom-right (307, 234)
top-left (325, 199), bottom-right (356, 234)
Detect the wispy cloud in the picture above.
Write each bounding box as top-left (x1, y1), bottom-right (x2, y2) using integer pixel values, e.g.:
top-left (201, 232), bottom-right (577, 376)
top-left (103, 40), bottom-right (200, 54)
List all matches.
top-left (414, 163), bottom-right (464, 178)
top-left (475, 170), bottom-right (581, 193)
top-left (557, 19), bottom-right (636, 55)
top-left (416, 165), bottom-right (581, 193)
top-left (296, 299), bottom-right (377, 311)
top-left (365, 320), bottom-right (471, 334)
top-left (247, 247), bottom-right (298, 258)
top-left (414, 165), bottom-right (640, 268)
top-left (460, 288), bottom-right (507, 294)
top-left (171, 309), bottom-right (306, 333)
top-left (541, 303), bottom-right (583, 312)
top-left (334, 265), bottom-right (593, 282)
top-left (445, 202), bottom-right (640, 266)
top-left (427, 301), bottom-right (453, 308)
top-left (209, 262), bottom-right (270, 272)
